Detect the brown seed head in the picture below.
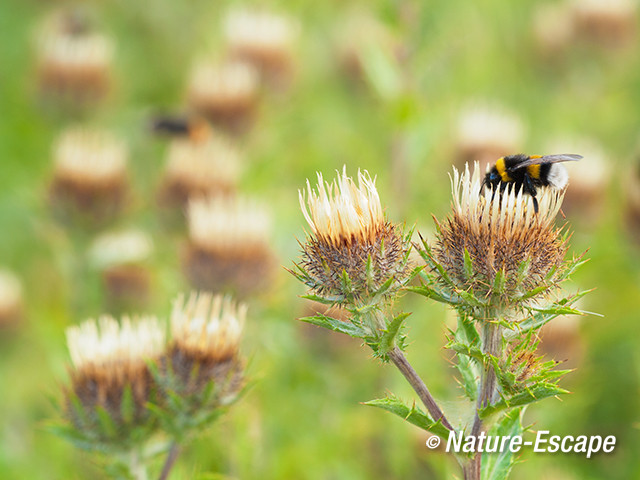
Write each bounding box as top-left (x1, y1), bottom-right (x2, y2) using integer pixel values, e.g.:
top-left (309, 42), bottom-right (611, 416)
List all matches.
top-left (298, 167), bottom-right (408, 302)
top-left (433, 163), bottom-right (567, 302)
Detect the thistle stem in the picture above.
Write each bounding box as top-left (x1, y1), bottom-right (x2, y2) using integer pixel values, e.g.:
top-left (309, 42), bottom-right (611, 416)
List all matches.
top-left (158, 443), bottom-right (181, 480)
top-left (466, 321), bottom-right (502, 480)
top-left (388, 346), bottom-right (454, 431)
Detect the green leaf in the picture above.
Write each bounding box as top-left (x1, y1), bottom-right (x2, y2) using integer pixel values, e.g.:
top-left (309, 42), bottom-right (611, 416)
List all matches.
top-left (378, 312), bottom-right (410, 355)
top-left (458, 290), bottom-right (487, 307)
top-left (514, 258), bottom-right (531, 288)
top-left (405, 285), bottom-right (461, 306)
top-left (492, 269), bottom-right (506, 297)
top-left (365, 254), bottom-right (375, 291)
top-left (340, 269), bottom-right (352, 295)
top-left (463, 248), bottom-right (474, 280)
top-left (121, 385), bottom-right (134, 424)
top-left (363, 396), bottom-right (450, 439)
top-left (481, 384), bottom-right (569, 418)
top-left (481, 408), bottom-right (524, 480)
top-left (453, 315), bottom-right (481, 400)
top-left (299, 315), bottom-right (367, 338)
top-left (300, 294), bottom-right (344, 306)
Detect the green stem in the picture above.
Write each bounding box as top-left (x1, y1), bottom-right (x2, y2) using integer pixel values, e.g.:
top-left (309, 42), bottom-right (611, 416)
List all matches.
top-left (466, 321), bottom-right (502, 480)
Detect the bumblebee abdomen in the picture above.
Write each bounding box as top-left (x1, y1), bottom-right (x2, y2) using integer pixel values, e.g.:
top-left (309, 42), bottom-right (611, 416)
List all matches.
top-left (540, 163), bottom-right (569, 189)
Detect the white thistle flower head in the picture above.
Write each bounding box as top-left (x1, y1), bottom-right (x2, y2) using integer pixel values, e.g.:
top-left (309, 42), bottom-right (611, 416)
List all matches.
top-left (188, 59), bottom-right (259, 107)
top-left (170, 291), bottom-right (245, 361)
top-left (187, 196), bottom-right (271, 254)
top-left (164, 136), bottom-right (241, 193)
top-left (299, 166), bottom-right (384, 247)
top-left (89, 230), bottom-right (153, 269)
top-left (295, 167), bottom-right (409, 303)
top-left (66, 316), bottom-right (165, 373)
top-left (53, 127), bottom-right (127, 185)
top-left (224, 8), bottom-right (298, 54)
top-left (453, 162), bottom-right (564, 234)
top-left (431, 162), bottom-right (568, 303)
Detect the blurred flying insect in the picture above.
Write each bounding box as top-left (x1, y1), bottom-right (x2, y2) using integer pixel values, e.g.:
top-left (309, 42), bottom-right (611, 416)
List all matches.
top-left (482, 153), bottom-right (583, 213)
top-left (150, 115), bottom-right (212, 143)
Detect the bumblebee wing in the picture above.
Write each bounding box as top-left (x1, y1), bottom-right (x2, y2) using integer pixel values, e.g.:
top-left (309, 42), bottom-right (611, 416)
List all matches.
top-left (514, 154), bottom-right (582, 169)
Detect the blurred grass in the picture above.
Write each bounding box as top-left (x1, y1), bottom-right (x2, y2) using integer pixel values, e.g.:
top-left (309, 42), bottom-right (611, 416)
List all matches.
top-left (1, 0), bottom-right (640, 479)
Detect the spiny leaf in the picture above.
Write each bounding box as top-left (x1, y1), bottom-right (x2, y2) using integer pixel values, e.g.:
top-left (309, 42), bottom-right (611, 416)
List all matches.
top-left (405, 285), bottom-right (461, 305)
top-left (300, 294), bottom-right (344, 306)
top-left (363, 396), bottom-right (450, 439)
top-left (378, 312), bottom-right (411, 355)
top-left (299, 314), bottom-right (368, 338)
top-left (463, 248), bottom-right (474, 280)
top-left (481, 384), bottom-right (569, 418)
top-left (481, 408), bottom-right (525, 480)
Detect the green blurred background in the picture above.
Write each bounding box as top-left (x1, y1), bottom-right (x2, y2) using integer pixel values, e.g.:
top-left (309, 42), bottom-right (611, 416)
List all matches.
top-left (1, 0), bottom-right (639, 478)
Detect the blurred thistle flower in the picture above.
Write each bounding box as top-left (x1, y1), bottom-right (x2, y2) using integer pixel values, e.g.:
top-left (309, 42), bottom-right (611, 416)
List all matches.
top-left (186, 59), bottom-right (259, 135)
top-left (293, 167), bottom-right (411, 306)
top-left (455, 104), bottom-right (525, 172)
top-left (430, 163), bottom-right (568, 309)
top-left (0, 269), bottom-right (23, 328)
top-left (35, 15), bottom-right (113, 103)
top-left (624, 161), bottom-right (640, 244)
top-left (49, 127), bottom-right (129, 228)
top-left (184, 196), bottom-right (273, 295)
top-left (89, 230), bottom-right (154, 311)
top-left (223, 8), bottom-right (298, 90)
top-left (545, 138), bottom-right (610, 223)
top-left (64, 316), bottom-right (165, 447)
top-left (532, 3), bottom-right (575, 56)
top-left (155, 292), bottom-right (246, 428)
top-left (569, 0), bottom-right (637, 48)
top-left (158, 135), bottom-right (241, 210)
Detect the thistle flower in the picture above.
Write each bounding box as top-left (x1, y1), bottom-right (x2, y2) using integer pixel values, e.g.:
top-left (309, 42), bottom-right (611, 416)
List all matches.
top-left (223, 8), bottom-right (298, 90)
top-left (570, 0), bottom-right (637, 48)
top-left (89, 230), bottom-right (154, 311)
top-left (36, 17), bottom-right (113, 103)
top-left (64, 316), bottom-right (165, 446)
top-left (295, 167), bottom-right (410, 305)
top-left (545, 139), bottom-right (610, 222)
top-left (0, 269), bottom-right (23, 328)
top-left (186, 59), bottom-right (259, 135)
top-left (184, 196), bottom-right (273, 295)
top-left (431, 163), bottom-right (567, 308)
top-left (160, 292), bottom-right (245, 407)
top-left (158, 135), bottom-right (241, 209)
top-left (49, 127), bottom-right (128, 227)
top-left (455, 104), bottom-right (525, 172)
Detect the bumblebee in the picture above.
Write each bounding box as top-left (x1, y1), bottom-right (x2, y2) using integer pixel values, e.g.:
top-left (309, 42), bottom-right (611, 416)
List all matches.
top-left (482, 153), bottom-right (582, 212)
